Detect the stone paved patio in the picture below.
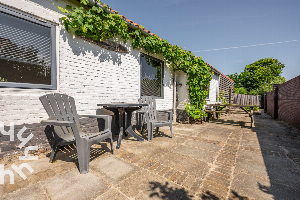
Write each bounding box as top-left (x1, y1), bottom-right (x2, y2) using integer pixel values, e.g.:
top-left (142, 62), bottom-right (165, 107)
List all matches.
top-left (1, 111), bottom-right (300, 199)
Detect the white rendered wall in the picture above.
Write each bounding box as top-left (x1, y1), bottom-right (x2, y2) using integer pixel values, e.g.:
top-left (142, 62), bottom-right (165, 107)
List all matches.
top-left (0, 0), bottom-right (174, 125)
top-left (176, 72), bottom-right (220, 109)
top-left (208, 73), bottom-right (220, 104)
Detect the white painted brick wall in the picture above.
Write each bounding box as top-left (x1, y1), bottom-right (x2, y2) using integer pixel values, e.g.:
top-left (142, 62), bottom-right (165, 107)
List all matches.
top-left (0, 0), bottom-right (174, 126)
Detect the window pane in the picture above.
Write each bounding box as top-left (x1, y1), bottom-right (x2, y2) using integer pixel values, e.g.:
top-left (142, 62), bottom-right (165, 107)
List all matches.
top-left (141, 54), bottom-right (162, 97)
top-left (0, 11), bottom-right (51, 85)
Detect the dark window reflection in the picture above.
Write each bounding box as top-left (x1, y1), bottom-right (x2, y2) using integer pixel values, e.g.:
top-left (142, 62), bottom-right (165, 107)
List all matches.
top-left (140, 54), bottom-right (163, 97)
top-left (0, 11), bottom-right (51, 85)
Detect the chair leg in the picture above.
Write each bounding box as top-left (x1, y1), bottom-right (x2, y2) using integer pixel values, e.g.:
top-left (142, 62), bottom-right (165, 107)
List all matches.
top-left (76, 140), bottom-right (90, 174)
top-left (49, 142), bottom-right (59, 163)
top-left (110, 137), bottom-right (114, 155)
top-left (141, 124), bottom-right (145, 134)
top-left (147, 123), bottom-right (153, 142)
top-left (156, 127), bottom-right (159, 133)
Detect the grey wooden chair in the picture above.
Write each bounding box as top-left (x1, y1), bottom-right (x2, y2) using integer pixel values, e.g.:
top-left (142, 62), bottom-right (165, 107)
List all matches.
top-left (39, 93), bottom-right (113, 174)
top-left (138, 96), bottom-right (173, 141)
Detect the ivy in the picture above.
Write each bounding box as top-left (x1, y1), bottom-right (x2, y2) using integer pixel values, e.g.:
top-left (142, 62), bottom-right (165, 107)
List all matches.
top-left (0, 77), bottom-right (7, 82)
top-left (58, 2), bottom-right (212, 119)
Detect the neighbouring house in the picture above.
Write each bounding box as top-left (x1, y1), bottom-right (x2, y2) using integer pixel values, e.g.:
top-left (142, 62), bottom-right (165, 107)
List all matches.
top-left (0, 0), bottom-right (232, 156)
top-left (176, 63), bottom-right (234, 121)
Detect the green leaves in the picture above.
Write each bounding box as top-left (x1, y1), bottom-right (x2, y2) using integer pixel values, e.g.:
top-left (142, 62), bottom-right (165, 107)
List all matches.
top-left (59, 1), bottom-right (212, 120)
top-left (80, 0), bottom-right (89, 5)
top-left (228, 57), bottom-right (286, 95)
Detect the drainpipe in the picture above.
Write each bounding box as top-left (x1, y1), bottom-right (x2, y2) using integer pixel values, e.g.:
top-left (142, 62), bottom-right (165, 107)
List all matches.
top-left (173, 71), bottom-right (177, 122)
top-left (87, 0), bottom-right (152, 36)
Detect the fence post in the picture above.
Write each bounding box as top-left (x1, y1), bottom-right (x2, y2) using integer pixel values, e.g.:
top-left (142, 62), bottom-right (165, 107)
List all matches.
top-left (264, 93), bottom-right (267, 112)
top-left (273, 84), bottom-right (279, 119)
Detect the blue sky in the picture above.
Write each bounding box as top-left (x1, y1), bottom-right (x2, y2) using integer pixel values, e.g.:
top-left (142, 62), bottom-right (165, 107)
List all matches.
top-left (104, 0), bottom-right (300, 81)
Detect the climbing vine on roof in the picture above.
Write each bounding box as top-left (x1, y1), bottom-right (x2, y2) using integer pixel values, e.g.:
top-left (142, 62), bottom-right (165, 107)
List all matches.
top-left (58, 0), bottom-right (212, 119)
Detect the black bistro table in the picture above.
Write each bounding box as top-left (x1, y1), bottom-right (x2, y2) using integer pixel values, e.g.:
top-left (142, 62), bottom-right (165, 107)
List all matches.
top-left (97, 103), bottom-right (148, 149)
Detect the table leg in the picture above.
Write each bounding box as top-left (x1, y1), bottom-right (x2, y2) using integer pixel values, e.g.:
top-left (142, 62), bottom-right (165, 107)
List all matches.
top-left (250, 108), bottom-right (254, 128)
top-left (125, 108), bottom-right (144, 141)
top-left (240, 107), bottom-right (254, 128)
top-left (116, 108), bottom-right (125, 149)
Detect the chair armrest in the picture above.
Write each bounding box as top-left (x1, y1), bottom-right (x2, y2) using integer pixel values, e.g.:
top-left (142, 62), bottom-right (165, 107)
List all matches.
top-left (41, 120), bottom-right (75, 127)
top-left (79, 115), bottom-right (112, 131)
top-left (157, 110), bottom-right (172, 113)
top-left (157, 110), bottom-right (173, 121)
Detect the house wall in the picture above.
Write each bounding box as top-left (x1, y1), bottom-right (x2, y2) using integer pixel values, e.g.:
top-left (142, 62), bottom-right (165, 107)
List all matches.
top-left (175, 71), bottom-right (219, 121)
top-left (0, 0), bottom-right (174, 156)
top-left (219, 74), bottom-right (234, 103)
top-left (208, 73), bottom-right (219, 104)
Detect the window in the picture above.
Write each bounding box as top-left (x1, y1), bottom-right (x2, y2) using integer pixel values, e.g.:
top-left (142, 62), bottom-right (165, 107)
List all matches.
top-left (140, 53), bottom-right (163, 98)
top-left (0, 5), bottom-right (56, 89)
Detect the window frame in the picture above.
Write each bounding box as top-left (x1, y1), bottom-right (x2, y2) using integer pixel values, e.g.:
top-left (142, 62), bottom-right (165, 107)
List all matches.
top-left (140, 53), bottom-right (164, 99)
top-left (0, 5), bottom-right (57, 90)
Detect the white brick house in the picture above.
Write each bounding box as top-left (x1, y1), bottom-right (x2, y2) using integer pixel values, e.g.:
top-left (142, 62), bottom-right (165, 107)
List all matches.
top-left (0, 0), bottom-right (233, 156)
top-left (0, 0), bottom-right (174, 128)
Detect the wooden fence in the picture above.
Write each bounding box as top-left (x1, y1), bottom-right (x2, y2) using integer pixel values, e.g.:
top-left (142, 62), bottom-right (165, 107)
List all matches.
top-left (232, 93), bottom-right (261, 106)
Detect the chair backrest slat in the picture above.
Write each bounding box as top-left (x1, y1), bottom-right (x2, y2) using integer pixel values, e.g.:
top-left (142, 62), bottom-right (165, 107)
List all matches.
top-left (40, 93), bottom-right (77, 141)
top-left (47, 94), bottom-right (70, 136)
top-left (138, 96), bottom-right (157, 121)
top-left (67, 95), bottom-right (81, 131)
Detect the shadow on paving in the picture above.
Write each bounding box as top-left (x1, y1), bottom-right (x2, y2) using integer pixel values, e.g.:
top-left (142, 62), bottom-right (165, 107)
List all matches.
top-left (208, 118), bottom-right (248, 128)
top-left (251, 112), bottom-right (300, 200)
top-left (147, 181), bottom-right (250, 200)
top-left (148, 182), bottom-right (193, 200)
top-left (45, 142), bottom-right (112, 173)
top-left (201, 112), bottom-right (300, 199)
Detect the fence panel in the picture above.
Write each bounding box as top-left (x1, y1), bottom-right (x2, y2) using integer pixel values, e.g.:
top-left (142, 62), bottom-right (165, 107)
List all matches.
top-left (232, 93), bottom-right (261, 106)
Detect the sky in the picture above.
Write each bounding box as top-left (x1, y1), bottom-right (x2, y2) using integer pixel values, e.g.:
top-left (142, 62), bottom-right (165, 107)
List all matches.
top-left (103, 0), bottom-right (300, 81)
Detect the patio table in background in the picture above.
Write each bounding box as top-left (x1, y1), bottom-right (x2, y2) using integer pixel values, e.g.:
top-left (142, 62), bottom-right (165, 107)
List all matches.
top-left (97, 103), bottom-right (148, 149)
top-left (206, 104), bottom-right (256, 128)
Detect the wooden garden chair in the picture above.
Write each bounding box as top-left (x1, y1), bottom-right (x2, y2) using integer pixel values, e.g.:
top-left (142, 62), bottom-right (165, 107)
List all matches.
top-left (39, 93), bottom-right (113, 174)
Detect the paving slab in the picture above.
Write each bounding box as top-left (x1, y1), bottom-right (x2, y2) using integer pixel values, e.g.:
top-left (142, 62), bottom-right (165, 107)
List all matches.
top-left (90, 156), bottom-right (139, 184)
top-left (266, 164), bottom-right (300, 187)
top-left (194, 129), bottom-right (231, 142)
top-left (150, 135), bottom-right (179, 149)
top-left (117, 169), bottom-right (194, 199)
top-left (263, 154), bottom-right (300, 172)
top-left (185, 139), bottom-right (223, 152)
top-left (41, 169), bottom-right (108, 200)
top-left (241, 131), bottom-right (259, 142)
top-left (157, 152), bottom-right (210, 179)
top-left (231, 172), bottom-right (273, 200)
top-left (95, 188), bottom-right (129, 200)
top-left (237, 149), bottom-right (265, 165)
top-left (1, 110), bottom-right (300, 199)
top-left (235, 157), bottom-right (269, 179)
top-left (263, 182), bottom-right (300, 200)
top-left (172, 145), bottom-right (217, 164)
top-left (124, 142), bottom-right (168, 160)
top-left (0, 184), bottom-right (47, 200)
